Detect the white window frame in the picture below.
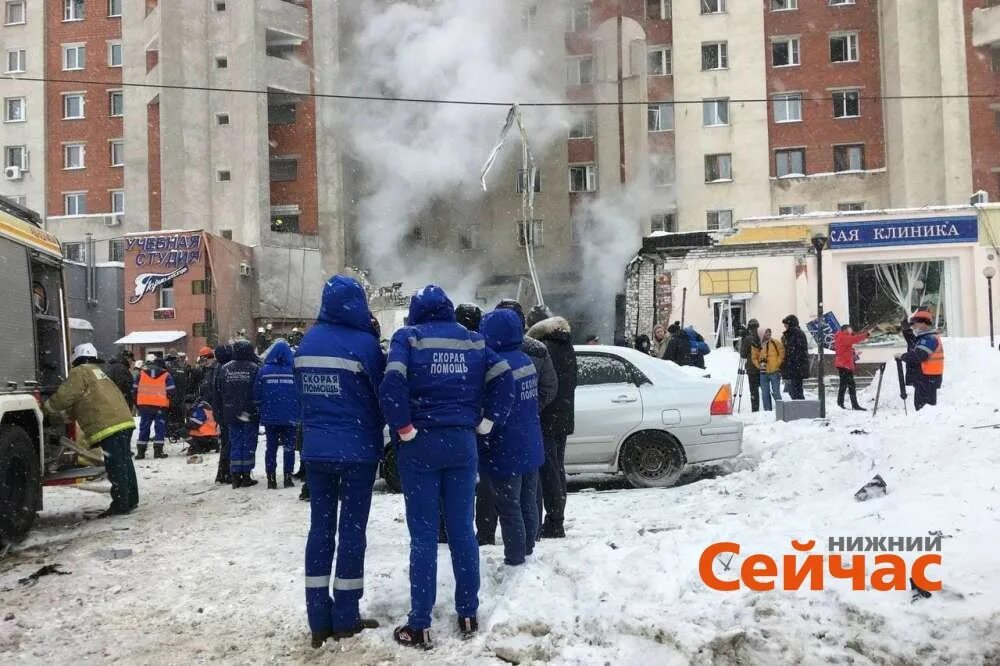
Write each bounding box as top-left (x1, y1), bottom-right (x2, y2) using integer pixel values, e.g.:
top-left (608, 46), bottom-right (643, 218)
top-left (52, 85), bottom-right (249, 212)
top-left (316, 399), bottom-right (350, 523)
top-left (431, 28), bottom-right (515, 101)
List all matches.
top-left (702, 98), bottom-right (729, 127)
top-left (833, 144), bottom-right (865, 172)
top-left (108, 40), bottom-right (123, 67)
top-left (707, 209), bottom-right (734, 231)
top-left (109, 89), bottom-right (124, 117)
top-left (64, 0), bottom-right (85, 21)
top-left (566, 55), bottom-right (594, 85)
top-left (569, 110), bottom-right (595, 139)
top-left (62, 43), bottom-right (86, 71)
top-left (4, 145), bottom-right (27, 169)
top-left (648, 46), bottom-right (671, 76)
top-left (837, 202), bottom-right (864, 212)
top-left (517, 219), bottom-right (545, 248)
top-left (779, 205), bottom-right (806, 216)
top-left (110, 139), bottom-right (124, 167)
top-left (569, 164), bottom-right (598, 193)
top-left (110, 189), bottom-right (124, 214)
top-left (775, 148), bottom-right (806, 178)
top-left (458, 225), bottom-right (480, 251)
top-left (773, 93), bottom-right (802, 123)
top-left (650, 211), bottom-right (676, 233)
top-left (4, 0), bottom-right (25, 25)
top-left (829, 0), bottom-right (855, 5)
top-left (64, 143), bottom-right (86, 170)
top-left (515, 169), bottom-right (541, 194)
top-left (701, 0), bottom-right (726, 15)
top-left (159, 282), bottom-right (175, 310)
top-left (5, 48), bottom-right (26, 74)
top-left (832, 89), bottom-right (861, 118)
top-left (701, 42), bottom-right (729, 71)
top-left (62, 242), bottom-right (86, 263)
top-left (705, 154), bottom-right (733, 183)
top-left (63, 93), bottom-right (85, 120)
top-left (772, 36), bottom-right (800, 67)
top-left (64, 192), bottom-right (87, 216)
top-left (649, 156), bottom-right (673, 188)
top-left (771, 0), bottom-right (797, 10)
top-left (647, 0), bottom-right (671, 20)
top-left (830, 32), bottom-right (859, 63)
top-left (566, 1), bottom-right (591, 32)
top-left (108, 0), bottom-right (121, 17)
top-left (4, 96), bottom-right (25, 123)
top-left (648, 102), bottom-right (674, 132)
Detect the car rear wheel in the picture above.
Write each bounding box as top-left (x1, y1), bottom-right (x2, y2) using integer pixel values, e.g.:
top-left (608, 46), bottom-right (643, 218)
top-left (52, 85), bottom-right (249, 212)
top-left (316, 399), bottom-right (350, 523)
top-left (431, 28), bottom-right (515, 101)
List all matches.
top-left (620, 431), bottom-right (686, 489)
top-left (0, 424), bottom-right (41, 542)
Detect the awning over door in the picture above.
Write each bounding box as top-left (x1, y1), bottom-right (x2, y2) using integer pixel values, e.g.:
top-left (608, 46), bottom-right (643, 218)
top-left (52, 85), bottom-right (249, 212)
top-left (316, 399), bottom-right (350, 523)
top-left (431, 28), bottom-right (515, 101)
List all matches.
top-left (115, 330), bottom-right (186, 345)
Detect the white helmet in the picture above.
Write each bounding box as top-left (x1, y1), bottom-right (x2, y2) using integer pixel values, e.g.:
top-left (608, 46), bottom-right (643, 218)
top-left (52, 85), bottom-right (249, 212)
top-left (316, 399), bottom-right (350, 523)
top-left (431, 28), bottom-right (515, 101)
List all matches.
top-left (146, 353), bottom-right (157, 363)
top-left (71, 343), bottom-right (99, 364)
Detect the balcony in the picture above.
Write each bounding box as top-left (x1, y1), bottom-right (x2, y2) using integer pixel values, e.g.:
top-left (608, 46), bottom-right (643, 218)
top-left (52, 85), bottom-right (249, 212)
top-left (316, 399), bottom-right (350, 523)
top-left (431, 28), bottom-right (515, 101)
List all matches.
top-left (266, 55), bottom-right (310, 95)
top-left (261, 0), bottom-right (308, 43)
top-left (973, 5), bottom-right (1000, 48)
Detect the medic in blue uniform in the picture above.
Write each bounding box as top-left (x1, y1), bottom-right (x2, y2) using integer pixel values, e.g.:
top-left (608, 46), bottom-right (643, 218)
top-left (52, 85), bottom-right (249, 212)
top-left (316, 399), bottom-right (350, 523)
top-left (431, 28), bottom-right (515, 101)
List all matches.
top-left (379, 285), bottom-right (515, 649)
top-left (295, 275), bottom-right (385, 649)
top-left (219, 340), bottom-right (260, 488)
top-left (254, 339), bottom-right (300, 490)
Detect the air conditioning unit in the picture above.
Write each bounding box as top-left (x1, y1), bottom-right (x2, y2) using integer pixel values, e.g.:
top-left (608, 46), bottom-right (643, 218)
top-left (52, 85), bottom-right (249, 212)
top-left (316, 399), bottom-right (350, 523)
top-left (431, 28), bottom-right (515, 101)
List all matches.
top-left (971, 190), bottom-right (989, 206)
top-left (104, 214), bottom-right (123, 227)
top-left (239, 262), bottom-right (252, 277)
top-left (4, 166), bottom-right (23, 180)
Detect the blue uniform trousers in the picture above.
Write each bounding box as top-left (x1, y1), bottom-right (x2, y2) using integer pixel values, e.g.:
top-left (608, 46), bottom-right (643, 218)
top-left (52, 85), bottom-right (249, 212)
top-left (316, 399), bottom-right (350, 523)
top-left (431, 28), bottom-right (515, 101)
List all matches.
top-left (397, 428), bottom-right (479, 629)
top-left (304, 462), bottom-right (378, 633)
top-left (264, 424), bottom-right (296, 475)
top-left (137, 407), bottom-right (166, 444)
top-left (490, 470), bottom-right (538, 566)
top-left (227, 421), bottom-right (259, 474)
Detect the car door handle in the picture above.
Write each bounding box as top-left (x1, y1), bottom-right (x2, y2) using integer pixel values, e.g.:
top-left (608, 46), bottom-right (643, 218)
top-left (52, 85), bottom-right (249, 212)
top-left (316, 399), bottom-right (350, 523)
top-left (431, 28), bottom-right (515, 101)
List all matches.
top-left (611, 395), bottom-right (637, 404)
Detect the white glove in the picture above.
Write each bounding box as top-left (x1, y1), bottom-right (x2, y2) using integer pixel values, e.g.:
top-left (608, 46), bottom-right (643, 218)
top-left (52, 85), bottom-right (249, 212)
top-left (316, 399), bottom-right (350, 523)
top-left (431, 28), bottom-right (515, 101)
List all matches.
top-left (476, 419), bottom-right (494, 436)
top-left (398, 425), bottom-right (417, 442)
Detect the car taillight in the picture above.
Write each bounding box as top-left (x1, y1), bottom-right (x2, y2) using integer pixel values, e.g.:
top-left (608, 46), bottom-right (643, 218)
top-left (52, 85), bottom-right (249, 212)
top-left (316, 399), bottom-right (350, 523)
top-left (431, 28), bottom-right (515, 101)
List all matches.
top-left (710, 384), bottom-right (733, 416)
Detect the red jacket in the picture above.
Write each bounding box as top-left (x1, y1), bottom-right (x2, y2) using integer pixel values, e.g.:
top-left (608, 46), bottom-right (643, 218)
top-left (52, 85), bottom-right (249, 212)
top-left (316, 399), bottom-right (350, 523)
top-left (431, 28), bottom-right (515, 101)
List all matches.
top-left (833, 330), bottom-right (869, 371)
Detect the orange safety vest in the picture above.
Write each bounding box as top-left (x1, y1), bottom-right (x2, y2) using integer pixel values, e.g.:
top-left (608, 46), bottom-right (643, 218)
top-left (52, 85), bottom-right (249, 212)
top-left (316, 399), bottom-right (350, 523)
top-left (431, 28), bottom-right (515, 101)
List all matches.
top-left (921, 339), bottom-right (944, 376)
top-left (136, 371), bottom-right (170, 408)
top-left (189, 407), bottom-right (219, 438)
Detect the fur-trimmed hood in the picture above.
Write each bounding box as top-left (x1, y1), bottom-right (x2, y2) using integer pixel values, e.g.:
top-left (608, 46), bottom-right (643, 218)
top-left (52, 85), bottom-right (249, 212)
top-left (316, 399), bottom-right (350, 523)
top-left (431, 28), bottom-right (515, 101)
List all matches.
top-left (527, 316), bottom-right (572, 341)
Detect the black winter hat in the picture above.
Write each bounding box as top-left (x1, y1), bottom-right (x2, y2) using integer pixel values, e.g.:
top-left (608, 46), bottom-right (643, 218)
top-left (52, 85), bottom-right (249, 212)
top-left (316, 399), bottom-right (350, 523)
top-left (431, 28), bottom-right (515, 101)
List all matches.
top-left (667, 323), bottom-right (681, 334)
top-left (455, 303), bottom-right (483, 332)
top-left (747, 319), bottom-right (759, 329)
top-left (782, 314), bottom-right (799, 327)
top-left (495, 299), bottom-right (526, 329)
top-left (527, 304), bottom-right (552, 327)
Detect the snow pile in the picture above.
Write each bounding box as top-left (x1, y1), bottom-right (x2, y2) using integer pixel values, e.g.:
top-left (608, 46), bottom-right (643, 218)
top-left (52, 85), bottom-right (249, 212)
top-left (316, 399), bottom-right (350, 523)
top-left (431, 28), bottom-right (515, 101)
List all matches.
top-left (2, 341), bottom-right (999, 664)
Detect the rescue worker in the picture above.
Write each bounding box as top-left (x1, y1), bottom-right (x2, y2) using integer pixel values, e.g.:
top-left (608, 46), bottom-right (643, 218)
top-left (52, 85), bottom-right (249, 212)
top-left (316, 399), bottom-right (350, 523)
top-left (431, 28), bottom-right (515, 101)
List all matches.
top-left (896, 309), bottom-right (944, 411)
top-left (254, 339), bottom-right (299, 489)
top-left (105, 349), bottom-right (136, 411)
top-left (380, 285), bottom-right (514, 649)
top-left (220, 340), bottom-right (260, 487)
top-left (212, 344), bottom-right (234, 484)
top-left (738, 320), bottom-right (762, 412)
top-left (165, 351), bottom-right (191, 441)
top-left (45, 344), bottom-right (138, 517)
top-left (133, 354), bottom-right (175, 459)
top-left (295, 275), bottom-right (385, 648)
top-left (479, 309), bottom-right (544, 566)
top-left (186, 398), bottom-right (220, 454)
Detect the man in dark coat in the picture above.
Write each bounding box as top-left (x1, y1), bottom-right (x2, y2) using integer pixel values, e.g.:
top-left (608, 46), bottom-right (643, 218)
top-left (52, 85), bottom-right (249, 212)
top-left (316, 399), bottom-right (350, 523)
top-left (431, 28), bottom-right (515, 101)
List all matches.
top-left (662, 323), bottom-right (691, 366)
top-left (780, 314), bottom-right (809, 400)
top-left (526, 309), bottom-right (577, 539)
top-left (213, 344), bottom-right (234, 484)
top-left (738, 319), bottom-right (761, 412)
top-left (105, 350), bottom-right (136, 411)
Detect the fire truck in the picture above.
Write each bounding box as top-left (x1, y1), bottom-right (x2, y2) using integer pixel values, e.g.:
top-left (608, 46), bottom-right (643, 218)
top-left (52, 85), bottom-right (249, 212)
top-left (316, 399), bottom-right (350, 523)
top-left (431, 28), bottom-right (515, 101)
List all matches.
top-left (0, 197), bottom-right (104, 543)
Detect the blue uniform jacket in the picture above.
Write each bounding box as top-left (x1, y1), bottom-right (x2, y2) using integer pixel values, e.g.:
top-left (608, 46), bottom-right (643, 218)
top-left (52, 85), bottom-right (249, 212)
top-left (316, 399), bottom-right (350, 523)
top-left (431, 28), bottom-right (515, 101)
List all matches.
top-left (379, 285), bottom-right (515, 434)
top-left (479, 309), bottom-right (544, 478)
top-left (219, 340), bottom-right (260, 423)
top-left (294, 275), bottom-right (386, 464)
top-left (899, 329), bottom-right (943, 387)
top-left (254, 340), bottom-right (300, 425)
top-left (211, 344), bottom-right (233, 420)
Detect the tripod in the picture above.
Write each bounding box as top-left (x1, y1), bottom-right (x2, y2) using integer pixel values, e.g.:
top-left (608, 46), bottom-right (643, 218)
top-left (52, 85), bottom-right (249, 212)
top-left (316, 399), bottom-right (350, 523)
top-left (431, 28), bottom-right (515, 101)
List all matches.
top-left (735, 357), bottom-right (747, 413)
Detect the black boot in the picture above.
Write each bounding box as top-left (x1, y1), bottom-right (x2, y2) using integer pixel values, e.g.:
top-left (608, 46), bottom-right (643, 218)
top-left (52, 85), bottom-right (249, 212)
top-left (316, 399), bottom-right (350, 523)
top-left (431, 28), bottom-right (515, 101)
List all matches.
top-left (232, 473), bottom-right (243, 489)
top-left (136, 444), bottom-right (147, 460)
top-left (393, 625), bottom-right (432, 650)
top-left (267, 473), bottom-right (278, 490)
top-left (331, 619), bottom-right (379, 640)
top-left (242, 472), bottom-right (259, 487)
top-left (153, 442), bottom-right (168, 459)
top-left (852, 404), bottom-right (867, 411)
top-left (299, 483), bottom-right (310, 501)
top-left (311, 629), bottom-right (333, 649)
top-left (540, 521), bottom-right (565, 539)
top-left (284, 474), bottom-right (295, 488)
top-left (458, 616), bottom-right (478, 640)
top-left (215, 469), bottom-right (231, 484)
top-left (293, 467), bottom-right (306, 481)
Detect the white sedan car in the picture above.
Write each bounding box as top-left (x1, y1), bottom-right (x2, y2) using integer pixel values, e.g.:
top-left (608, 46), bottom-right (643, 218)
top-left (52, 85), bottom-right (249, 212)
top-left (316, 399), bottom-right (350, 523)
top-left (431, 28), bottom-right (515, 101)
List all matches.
top-left (567, 345), bottom-right (743, 488)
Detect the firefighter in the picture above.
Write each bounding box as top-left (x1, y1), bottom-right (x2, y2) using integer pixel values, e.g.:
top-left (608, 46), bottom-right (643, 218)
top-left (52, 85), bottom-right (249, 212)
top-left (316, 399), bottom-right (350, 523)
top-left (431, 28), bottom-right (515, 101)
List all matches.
top-left (896, 309), bottom-right (944, 411)
top-left (45, 344), bottom-right (138, 517)
top-left (133, 354), bottom-right (175, 459)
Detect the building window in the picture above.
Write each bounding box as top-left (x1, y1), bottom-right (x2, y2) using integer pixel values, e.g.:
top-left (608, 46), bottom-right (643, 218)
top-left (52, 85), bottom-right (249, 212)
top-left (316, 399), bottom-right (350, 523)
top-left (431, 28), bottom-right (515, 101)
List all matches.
top-left (569, 164), bottom-right (598, 192)
top-left (4, 0), bottom-right (25, 25)
top-left (773, 93), bottom-right (802, 123)
top-left (650, 212), bottom-right (676, 233)
top-left (771, 0), bottom-right (797, 9)
top-left (4, 145), bottom-right (27, 169)
top-left (108, 41), bottom-right (123, 67)
top-left (215, 56), bottom-right (228, 69)
top-left (158, 281), bottom-right (175, 309)
top-left (108, 0), bottom-right (121, 16)
top-left (515, 169), bottom-right (541, 193)
top-left (701, 42), bottom-right (728, 71)
top-left (838, 202), bottom-right (864, 211)
top-left (5, 49), bottom-right (25, 73)
top-left (270, 212), bottom-right (300, 233)
top-left (566, 56), bottom-right (594, 85)
top-left (832, 89), bottom-right (860, 118)
top-left (707, 209), bottom-right (734, 231)
top-left (193, 322), bottom-right (210, 338)
top-left (775, 148), bottom-right (806, 177)
top-left (63, 44), bottom-right (86, 71)
top-left (569, 110), bottom-right (595, 138)
top-left (62, 242), bottom-right (85, 262)
top-left (214, 0), bottom-right (226, 9)
top-left (4, 97), bottom-right (24, 122)
top-left (8, 195), bottom-right (25, 206)
top-left (63, 93), bottom-right (85, 119)
top-left (703, 98), bottom-right (729, 127)
top-left (64, 192), bottom-right (87, 216)
top-left (216, 113), bottom-right (230, 126)
top-left (217, 170), bottom-right (231, 182)
top-left (648, 46), bottom-right (671, 76)
top-left (109, 90), bottom-right (124, 116)
top-left (772, 37), bottom-right (800, 67)
top-left (992, 48), bottom-right (1000, 74)
top-left (517, 219), bottom-right (544, 247)
top-left (192, 279), bottom-right (212, 295)
top-left (650, 156), bottom-right (673, 188)
top-left (269, 102), bottom-right (296, 125)
top-left (64, 0), bottom-right (84, 21)
top-left (64, 143), bottom-right (86, 170)
top-left (648, 102), bottom-right (674, 132)
top-left (110, 190), bottom-right (124, 213)
top-left (829, 0), bottom-right (855, 5)
top-left (458, 226), bottom-right (480, 251)
top-left (647, 0), bottom-right (671, 20)
top-left (830, 33), bottom-right (859, 63)
top-left (705, 154), bottom-right (732, 182)
top-left (566, 1), bottom-right (590, 32)
top-left (701, 0), bottom-right (726, 14)
top-left (269, 156), bottom-right (298, 182)
top-left (110, 139), bottom-right (124, 166)
top-left (833, 144), bottom-right (865, 172)
top-left (779, 205), bottom-right (806, 215)
top-left (108, 238), bottom-right (124, 262)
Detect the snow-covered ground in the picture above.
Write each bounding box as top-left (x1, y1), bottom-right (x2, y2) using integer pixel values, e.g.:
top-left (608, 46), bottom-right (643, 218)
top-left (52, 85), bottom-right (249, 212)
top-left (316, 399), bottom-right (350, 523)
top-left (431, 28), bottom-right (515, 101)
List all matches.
top-left (3, 340), bottom-right (1000, 664)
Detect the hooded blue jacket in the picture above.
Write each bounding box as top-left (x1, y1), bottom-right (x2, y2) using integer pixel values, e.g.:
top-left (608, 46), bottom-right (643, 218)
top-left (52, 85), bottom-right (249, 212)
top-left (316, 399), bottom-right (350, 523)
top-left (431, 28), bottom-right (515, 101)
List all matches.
top-left (254, 340), bottom-right (300, 425)
top-left (209, 344), bottom-right (233, 419)
top-left (220, 340), bottom-right (260, 423)
top-left (295, 275), bottom-right (386, 464)
top-left (379, 285), bottom-right (515, 433)
top-left (479, 309), bottom-right (544, 478)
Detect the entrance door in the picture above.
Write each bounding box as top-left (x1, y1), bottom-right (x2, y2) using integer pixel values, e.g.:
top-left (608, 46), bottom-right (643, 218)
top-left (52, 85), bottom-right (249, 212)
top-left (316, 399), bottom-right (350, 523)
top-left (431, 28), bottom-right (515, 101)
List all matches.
top-left (712, 300), bottom-right (746, 348)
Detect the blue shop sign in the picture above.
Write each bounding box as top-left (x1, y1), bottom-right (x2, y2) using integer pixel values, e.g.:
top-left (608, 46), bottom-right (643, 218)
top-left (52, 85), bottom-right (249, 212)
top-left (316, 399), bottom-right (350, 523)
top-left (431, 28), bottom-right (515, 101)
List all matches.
top-left (828, 216), bottom-right (978, 249)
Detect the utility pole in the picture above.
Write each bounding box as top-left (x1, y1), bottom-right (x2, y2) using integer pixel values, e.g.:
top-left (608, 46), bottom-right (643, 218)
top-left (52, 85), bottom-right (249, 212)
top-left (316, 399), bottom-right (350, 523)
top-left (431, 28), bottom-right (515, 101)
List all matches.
top-left (617, 2), bottom-right (626, 185)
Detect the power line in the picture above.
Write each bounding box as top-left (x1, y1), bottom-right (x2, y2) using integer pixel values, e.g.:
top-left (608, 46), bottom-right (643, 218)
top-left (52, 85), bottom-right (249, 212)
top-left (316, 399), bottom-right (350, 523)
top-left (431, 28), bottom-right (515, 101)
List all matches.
top-left (3, 74), bottom-right (999, 107)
